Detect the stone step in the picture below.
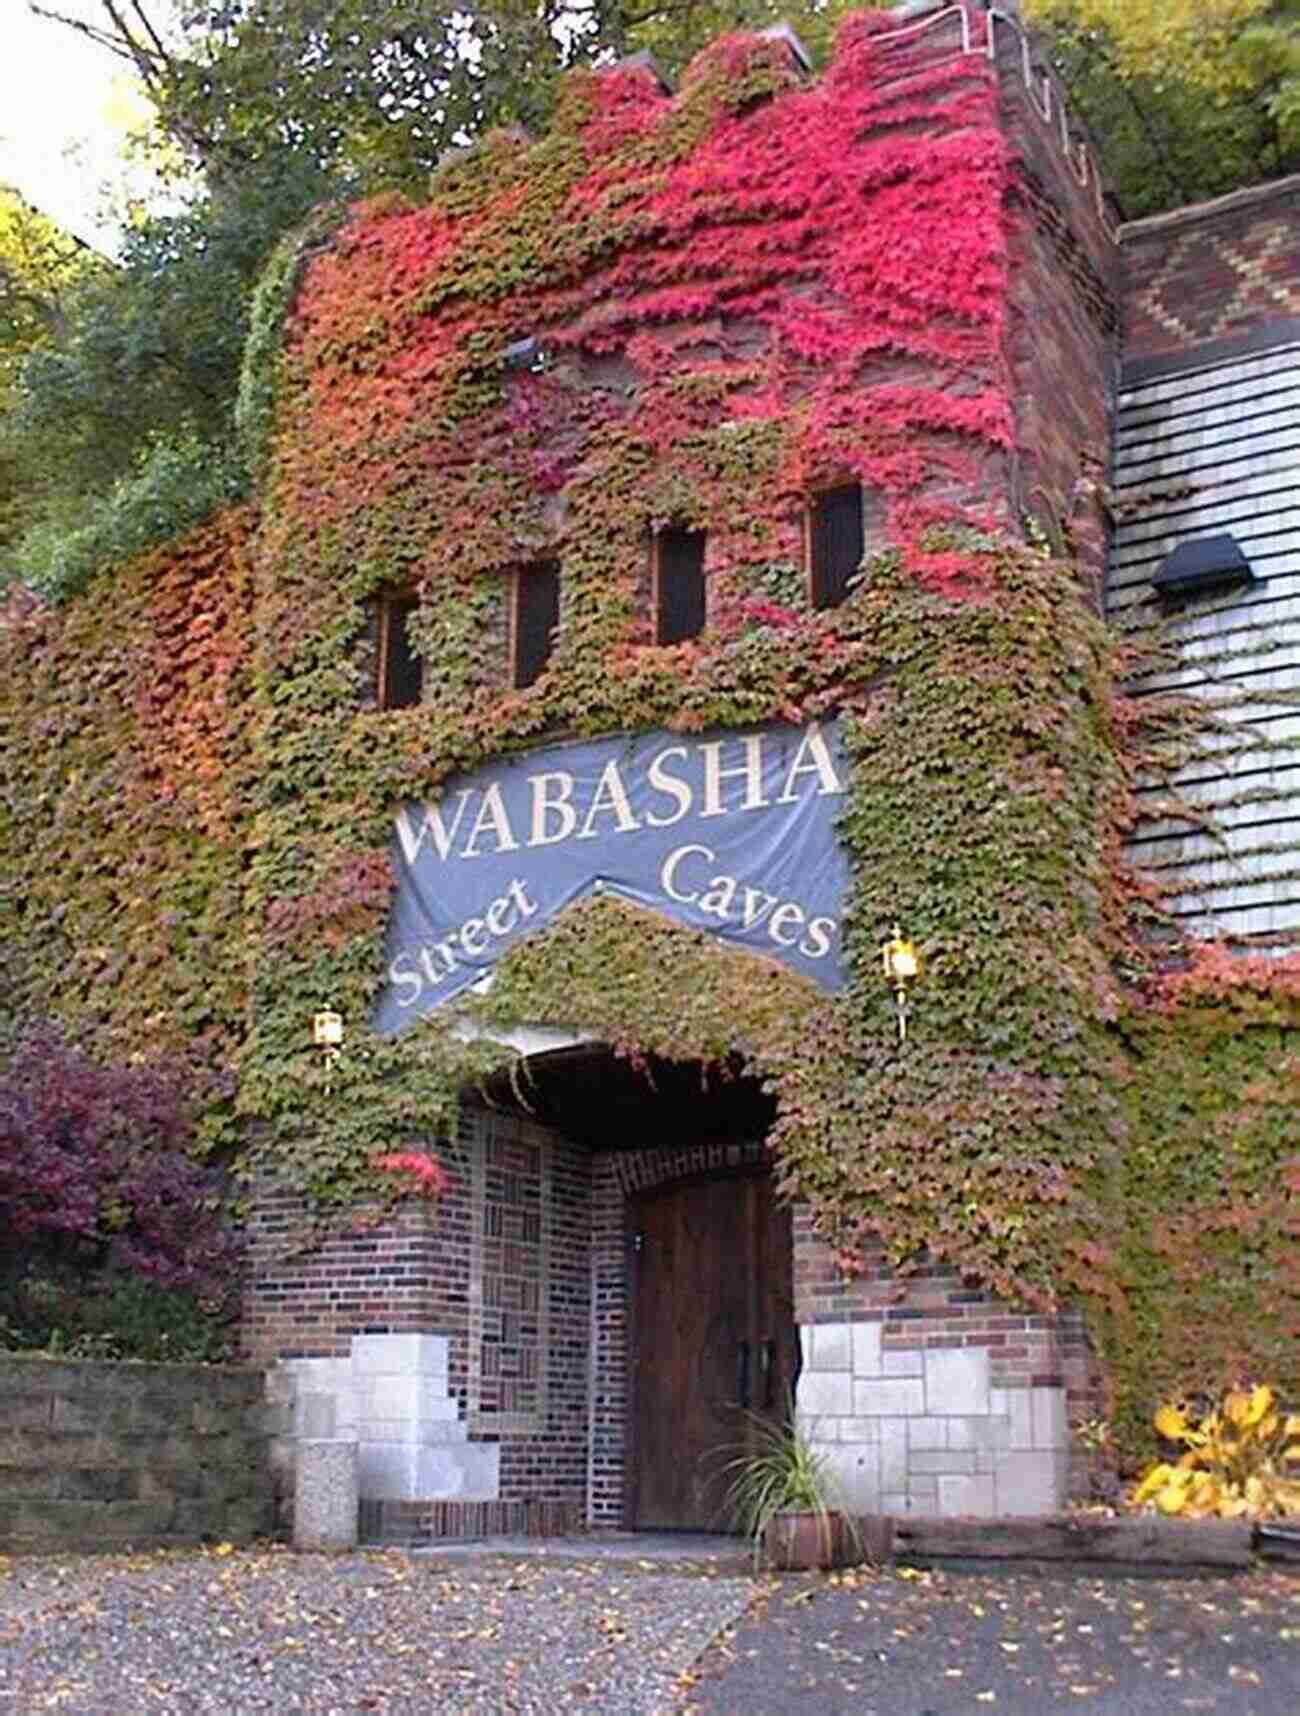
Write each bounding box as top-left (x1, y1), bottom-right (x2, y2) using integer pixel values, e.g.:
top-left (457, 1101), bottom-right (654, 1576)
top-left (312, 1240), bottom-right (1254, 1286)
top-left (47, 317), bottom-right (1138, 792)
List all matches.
top-left (358, 1440), bottom-right (501, 1502)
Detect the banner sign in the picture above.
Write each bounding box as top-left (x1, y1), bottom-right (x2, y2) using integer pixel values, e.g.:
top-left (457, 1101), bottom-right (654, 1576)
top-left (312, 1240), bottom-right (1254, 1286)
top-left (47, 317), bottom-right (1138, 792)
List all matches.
top-left (373, 721), bottom-right (850, 1034)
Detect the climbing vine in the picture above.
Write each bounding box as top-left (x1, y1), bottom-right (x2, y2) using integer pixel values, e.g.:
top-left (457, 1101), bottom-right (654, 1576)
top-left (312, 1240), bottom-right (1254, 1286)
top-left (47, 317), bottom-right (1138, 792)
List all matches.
top-left (0, 508), bottom-right (255, 1155)
top-left (241, 17), bottom-right (1028, 1207)
top-left (1, 12), bottom-right (1296, 1457)
top-left (1095, 947), bottom-right (1300, 1459)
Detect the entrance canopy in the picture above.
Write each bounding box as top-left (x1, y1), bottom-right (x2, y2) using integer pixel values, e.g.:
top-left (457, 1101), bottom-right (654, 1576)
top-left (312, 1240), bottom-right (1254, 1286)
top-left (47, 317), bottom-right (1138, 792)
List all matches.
top-left (482, 1042), bottom-right (775, 1153)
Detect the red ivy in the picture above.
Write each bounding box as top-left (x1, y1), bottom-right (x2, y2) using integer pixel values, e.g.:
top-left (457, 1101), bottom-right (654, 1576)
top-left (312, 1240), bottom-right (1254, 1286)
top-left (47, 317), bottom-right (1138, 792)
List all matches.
top-left (374, 1150), bottom-right (451, 1201)
top-left (282, 15), bottom-right (1016, 592)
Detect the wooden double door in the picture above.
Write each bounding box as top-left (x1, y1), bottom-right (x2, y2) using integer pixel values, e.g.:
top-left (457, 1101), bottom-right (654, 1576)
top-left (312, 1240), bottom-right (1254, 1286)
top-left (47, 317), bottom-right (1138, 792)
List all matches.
top-left (629, 1171), bottom-right (796, 1531)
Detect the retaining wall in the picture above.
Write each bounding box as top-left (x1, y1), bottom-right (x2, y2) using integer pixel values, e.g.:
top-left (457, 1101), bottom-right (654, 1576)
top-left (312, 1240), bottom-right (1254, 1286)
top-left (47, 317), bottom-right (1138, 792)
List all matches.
top-left (0, 1357), bottom-right (271, 1553)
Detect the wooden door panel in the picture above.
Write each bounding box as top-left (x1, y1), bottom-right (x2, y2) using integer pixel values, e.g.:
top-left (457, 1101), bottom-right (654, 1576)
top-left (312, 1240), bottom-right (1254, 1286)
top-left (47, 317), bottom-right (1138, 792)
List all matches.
top-left (754, 1174), bottom-right (800, 1422)
top-left (630, 1171), bottom-right (792, 1531)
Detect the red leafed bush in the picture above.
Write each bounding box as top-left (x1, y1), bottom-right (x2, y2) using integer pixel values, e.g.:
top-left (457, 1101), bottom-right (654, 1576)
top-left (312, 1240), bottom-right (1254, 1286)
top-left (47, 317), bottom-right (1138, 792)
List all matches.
top-left (0, 1023), bottom-right (243, 1301)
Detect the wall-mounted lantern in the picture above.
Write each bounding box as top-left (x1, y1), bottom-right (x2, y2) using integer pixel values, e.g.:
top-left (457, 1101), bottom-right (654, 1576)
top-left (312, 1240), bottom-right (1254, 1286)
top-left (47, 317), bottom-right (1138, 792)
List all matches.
top-left (313, 1008), bottom-right (344, 1076)
top-left (881, 925), bottom-right (922, 1045)
top-left (1153, 533), bottom-right (1258, 604)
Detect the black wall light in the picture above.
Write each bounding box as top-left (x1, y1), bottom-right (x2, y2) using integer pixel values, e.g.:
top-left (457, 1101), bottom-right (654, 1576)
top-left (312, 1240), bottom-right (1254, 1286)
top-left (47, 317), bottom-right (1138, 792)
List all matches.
top-left (1153, 533), bottom-right (1259, 602)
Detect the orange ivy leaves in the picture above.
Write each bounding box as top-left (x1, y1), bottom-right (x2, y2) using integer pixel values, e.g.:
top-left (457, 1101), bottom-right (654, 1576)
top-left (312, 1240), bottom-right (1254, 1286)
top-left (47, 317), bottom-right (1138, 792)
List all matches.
top-left (132, 506), bottom-right (257, 842)
top-left (1145, 940), bottom-right (1300, 1015)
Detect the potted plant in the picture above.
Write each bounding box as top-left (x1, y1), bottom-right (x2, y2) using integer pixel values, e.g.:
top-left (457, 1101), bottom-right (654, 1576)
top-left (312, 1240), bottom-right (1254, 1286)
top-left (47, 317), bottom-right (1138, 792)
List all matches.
top-left (720, 1413), bottom-right (864, 1570)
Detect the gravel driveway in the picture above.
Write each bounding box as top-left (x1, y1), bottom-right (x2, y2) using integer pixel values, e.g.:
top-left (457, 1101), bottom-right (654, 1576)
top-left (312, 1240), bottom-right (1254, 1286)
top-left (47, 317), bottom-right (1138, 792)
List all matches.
top-left (0, 1546), bottom-right (752, 1715)
top-left (3, 1546), bottom-right (1298, 1716)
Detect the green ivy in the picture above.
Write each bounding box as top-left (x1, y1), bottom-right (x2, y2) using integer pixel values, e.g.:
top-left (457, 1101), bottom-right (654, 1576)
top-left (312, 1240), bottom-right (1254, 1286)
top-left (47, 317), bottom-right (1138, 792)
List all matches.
top-left (235, 200), bottom-right (350, 484)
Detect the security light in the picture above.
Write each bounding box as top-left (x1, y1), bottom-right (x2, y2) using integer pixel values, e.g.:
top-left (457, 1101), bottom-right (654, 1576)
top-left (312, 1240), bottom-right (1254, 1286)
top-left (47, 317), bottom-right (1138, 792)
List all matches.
top-left (502, 336), bottom-right (550, 374)
top-left (1153, 534), bottom-right (1257, 602)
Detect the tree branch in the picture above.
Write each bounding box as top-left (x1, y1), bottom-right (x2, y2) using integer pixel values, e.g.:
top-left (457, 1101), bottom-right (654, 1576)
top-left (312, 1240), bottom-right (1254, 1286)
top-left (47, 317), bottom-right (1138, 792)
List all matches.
top-left (26, 1), bottom-right (159, 77)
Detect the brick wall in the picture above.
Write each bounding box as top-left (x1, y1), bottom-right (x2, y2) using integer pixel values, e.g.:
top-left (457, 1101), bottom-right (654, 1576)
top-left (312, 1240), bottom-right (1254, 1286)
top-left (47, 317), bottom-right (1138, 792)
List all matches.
top-left (244, 1190), bottom-right (453, 1362)
top-left (246, 1105), bottom-right (591, 1532)
top-left (1122, 175), bottom-right (1300, 372)
top-left (995, 21), bottom-right (1121, 595)
top-left (588, 1149), bottom-right (629, 1528)
top-left (0, 1358), bottom-right (270, 1553)
top-left (794, 1210), bottom-right (1085, 1393)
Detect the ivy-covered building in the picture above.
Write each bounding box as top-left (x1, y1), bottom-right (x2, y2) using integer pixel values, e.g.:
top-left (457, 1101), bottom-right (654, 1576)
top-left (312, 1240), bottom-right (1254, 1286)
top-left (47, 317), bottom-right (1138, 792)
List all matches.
top-left (3, 3), bottom-right (1297, 1540)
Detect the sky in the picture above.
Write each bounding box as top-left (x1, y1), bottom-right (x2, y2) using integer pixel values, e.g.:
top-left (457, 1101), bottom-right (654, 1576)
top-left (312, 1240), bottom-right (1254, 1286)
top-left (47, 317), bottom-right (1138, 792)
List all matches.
top-left (0, 1), bottom-right (157, 247)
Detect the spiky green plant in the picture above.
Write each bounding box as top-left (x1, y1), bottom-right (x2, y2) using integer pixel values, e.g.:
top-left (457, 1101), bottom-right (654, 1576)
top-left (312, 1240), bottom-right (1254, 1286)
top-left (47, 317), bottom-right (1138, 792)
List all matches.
top-left (718, 1413), bottom-right (861, 1567)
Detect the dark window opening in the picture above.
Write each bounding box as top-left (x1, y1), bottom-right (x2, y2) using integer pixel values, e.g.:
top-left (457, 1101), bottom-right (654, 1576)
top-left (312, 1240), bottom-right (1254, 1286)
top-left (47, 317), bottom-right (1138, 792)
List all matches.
top-left (655, 528), bottom-right (706, 644)
top-left (503, 335), bottom-right (551, 374)
top-left (377, 591), bottom-right (422, 709)
top-left (809, 485), bottom-right (864, 610)
top-left (513, 562), bottom-right (560, 688)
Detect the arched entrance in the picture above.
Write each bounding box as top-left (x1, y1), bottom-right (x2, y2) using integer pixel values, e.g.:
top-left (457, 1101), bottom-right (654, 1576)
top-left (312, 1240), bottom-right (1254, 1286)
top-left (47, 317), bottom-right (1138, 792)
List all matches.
top-left (484, 1040), bottom-right (795, 1531)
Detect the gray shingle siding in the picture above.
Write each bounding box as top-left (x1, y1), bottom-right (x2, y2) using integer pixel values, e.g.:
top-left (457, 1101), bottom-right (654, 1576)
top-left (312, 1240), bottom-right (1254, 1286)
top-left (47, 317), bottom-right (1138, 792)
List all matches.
top-left (1107, 339), bottom-right (1300, 947)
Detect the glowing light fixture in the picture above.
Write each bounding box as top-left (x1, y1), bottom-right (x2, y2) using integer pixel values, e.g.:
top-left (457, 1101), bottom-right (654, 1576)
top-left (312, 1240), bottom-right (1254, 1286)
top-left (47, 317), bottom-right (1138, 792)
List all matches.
top-left (881, 925), bottom-right (922, 1045)
top-left (313, 1009), bottom-right (343, 1049)
top-left (313, 1009), bottom-right (344, 1080)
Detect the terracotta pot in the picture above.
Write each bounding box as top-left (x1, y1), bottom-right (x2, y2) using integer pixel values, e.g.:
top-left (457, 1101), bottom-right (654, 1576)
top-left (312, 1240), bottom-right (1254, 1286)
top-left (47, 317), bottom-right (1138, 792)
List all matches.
top-left (763, 1509), bottom-right (857, 1570)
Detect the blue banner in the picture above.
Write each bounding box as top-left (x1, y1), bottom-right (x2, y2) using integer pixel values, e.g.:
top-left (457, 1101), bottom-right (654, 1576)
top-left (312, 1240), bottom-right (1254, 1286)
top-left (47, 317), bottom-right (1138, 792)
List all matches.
top-left (373, 722), bottom-right (850, 1033)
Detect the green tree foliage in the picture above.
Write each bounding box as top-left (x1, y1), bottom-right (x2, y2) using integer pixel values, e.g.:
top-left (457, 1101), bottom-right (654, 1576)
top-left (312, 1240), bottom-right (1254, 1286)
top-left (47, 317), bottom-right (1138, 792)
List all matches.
top-left (1027, 0), bottom-right (1300, 215)
top-left (0, 186), bottom-right (88, 365)
top-left (33, 0), bottom-right (850, 194)
top-left (0, 187), bottom-right (102, 564)
top-left (15, 431), bottom-right (246, 602)
top-left (93, 0), bottom-right (1291, 218)
top-left (3, 152), bottom-right (336, 595)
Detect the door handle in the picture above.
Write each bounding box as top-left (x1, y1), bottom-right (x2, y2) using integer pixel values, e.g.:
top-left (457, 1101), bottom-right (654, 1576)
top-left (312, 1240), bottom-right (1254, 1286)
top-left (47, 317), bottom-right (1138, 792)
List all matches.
top-left (735, 1339), bottom-right (751, 1410)
top-left (760, 1338), bottom-right (777, 1409)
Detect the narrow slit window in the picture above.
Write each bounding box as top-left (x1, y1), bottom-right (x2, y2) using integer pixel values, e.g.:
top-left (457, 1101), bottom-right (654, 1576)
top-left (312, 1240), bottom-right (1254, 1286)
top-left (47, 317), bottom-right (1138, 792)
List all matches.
top-left (513, 562), bottom-right (560, 689)
top-left (655, 527), bottom-right (706, 644)
top-left (377, 591), bottom-right (423, 709)
top-left (809, 485), bottom-right (864, 610)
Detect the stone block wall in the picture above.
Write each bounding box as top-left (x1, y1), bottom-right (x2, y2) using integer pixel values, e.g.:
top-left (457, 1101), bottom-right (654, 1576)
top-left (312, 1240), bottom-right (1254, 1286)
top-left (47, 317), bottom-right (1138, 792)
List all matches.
top-left (242, 1183), bottom-right (455, 1362)
top-left (276, 1332), bottom-right (587, 1546)
top-left (797, 1322), bottom-right (1068, 1519)
top-left (792, 1210), bottom-right (1097, 1519)
top-left (0, 1358), bottom-right (270, 1553)
top-left (267, 1333), bottom-right (500, 1518)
